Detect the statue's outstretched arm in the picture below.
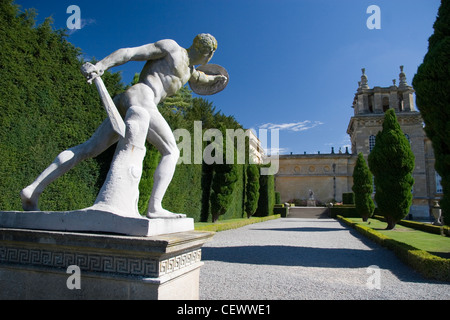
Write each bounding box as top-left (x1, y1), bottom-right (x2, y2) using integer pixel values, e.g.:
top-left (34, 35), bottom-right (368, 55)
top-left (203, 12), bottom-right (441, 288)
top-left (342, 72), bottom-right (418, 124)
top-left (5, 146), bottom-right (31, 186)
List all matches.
top-left (95, 39), bottom-right (176, 73)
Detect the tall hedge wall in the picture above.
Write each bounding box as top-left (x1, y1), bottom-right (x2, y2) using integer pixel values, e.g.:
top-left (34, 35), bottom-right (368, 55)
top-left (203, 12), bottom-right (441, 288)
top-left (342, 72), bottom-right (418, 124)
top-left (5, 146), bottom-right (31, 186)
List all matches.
top-left (0, 2), bottom-right (119, 211)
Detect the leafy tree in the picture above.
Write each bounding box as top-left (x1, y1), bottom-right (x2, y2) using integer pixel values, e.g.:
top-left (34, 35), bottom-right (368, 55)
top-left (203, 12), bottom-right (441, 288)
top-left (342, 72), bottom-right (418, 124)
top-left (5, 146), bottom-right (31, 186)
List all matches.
top-left (352, 152), bottom-right (375, 221)
top-left (368, 109), bottom-right (415, 229)
top-left (185, 98), bottom-right (216, 129)
top-left (245, 164), bottom-right (260, 218)
top-left (161, 85), bottom-right (193, 112)
top-left (412, 0), bottom-right (450, 225)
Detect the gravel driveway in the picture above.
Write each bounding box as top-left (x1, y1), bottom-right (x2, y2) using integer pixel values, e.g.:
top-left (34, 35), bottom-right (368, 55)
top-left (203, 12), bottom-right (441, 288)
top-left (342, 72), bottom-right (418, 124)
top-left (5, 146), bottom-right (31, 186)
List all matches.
top-left (199, 218), bottom-right (450, 300)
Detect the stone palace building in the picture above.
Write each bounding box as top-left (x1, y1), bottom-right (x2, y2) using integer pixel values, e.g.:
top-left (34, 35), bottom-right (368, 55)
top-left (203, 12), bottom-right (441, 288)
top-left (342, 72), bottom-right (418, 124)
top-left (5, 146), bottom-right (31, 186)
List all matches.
top-left (275, 67), bottom-right (442, 220)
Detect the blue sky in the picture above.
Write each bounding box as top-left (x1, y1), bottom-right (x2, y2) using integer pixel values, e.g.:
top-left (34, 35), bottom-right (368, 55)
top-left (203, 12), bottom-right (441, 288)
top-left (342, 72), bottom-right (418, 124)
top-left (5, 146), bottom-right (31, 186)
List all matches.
top-left (15, 0), bottom-right (441, 155)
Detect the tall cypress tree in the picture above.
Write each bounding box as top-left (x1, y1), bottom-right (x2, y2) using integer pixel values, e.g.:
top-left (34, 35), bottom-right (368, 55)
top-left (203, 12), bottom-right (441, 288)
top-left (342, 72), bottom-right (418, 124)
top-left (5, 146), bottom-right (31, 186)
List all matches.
top-left (352, 153), bottom-right (375, 222)
top-left (412, 0), bottom-right (450, 225)
top-left (245, 164), bottom-right (260, 218)
top-left (368, 109), bottom-right (415, 229)
top-left (210, 139), bottom-right (239, 223)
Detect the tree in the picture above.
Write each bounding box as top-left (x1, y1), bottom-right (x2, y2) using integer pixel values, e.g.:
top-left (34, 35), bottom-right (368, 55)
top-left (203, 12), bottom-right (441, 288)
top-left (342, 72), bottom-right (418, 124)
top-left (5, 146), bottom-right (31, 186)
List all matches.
top-left (245, 164), bottom-right (260, 218)
top-left (412, 0), bottom-right (450, 225)
top-left (160, 85), bottom-right (193, 112)
top-left (352, 153), bottom-right (375, 222)
top-left (255, 171), bottom-right (275, 217)
top-left (210, 158), bottom-right (239, 223)
top-left (368, 109), bottom-right (415, 229)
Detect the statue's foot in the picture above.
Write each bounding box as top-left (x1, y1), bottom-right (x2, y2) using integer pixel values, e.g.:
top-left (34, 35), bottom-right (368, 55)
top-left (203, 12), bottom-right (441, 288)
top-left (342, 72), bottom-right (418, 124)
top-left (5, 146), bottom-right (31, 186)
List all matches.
top-left (147, 208), bottom-right (186, 219)
top-left (20, 186), bottom-right (39, 211)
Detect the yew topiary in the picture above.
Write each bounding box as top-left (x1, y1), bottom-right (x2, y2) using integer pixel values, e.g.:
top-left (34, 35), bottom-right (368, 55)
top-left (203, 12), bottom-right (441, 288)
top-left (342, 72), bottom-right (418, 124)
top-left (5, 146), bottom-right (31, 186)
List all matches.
top-left (368, 109), bottom-right (415, 229)
top-left (352, 153), bottom-right (375, 221)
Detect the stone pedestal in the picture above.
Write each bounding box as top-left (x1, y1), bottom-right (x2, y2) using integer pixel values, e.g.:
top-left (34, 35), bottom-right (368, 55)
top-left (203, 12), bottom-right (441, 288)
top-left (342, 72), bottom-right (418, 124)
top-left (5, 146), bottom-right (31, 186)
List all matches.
top-left (0, 228), bottom-right (214, 300)
top-left (0, 209), bottom-right (194, 237)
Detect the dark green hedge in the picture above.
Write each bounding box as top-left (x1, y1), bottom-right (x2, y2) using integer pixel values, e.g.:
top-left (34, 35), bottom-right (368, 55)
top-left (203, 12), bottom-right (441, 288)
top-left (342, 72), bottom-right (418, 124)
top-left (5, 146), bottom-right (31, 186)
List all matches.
top-left (0, 2), bottom-right (119, 211)
top-left (275, 191), bottom-right (281, 204)
top-left (274, 206), bottom-right (289, 217)
top-left (329, 205), bottom-right (358, 218)
top-left (342, 193), bottom-right (355, 205)
top-left (254, 173), bottom-right (275, 217)
top-left (163, 163), bottom-right (203, 221)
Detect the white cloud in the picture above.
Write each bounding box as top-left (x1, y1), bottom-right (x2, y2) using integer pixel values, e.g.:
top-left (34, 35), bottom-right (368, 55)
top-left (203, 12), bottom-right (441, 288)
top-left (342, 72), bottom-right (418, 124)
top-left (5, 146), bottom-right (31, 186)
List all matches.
top-left (258, 120), bottom-right (324, 132)
top-left (67, 18), bottom-right (96, 35)
top-left (80, 18), bottom-right (96, 29)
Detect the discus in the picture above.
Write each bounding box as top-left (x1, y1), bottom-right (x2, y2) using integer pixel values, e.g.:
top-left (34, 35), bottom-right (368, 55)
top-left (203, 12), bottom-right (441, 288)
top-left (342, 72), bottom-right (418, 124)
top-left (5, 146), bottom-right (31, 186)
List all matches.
top-left (189, 64), bottom-right (229, 95)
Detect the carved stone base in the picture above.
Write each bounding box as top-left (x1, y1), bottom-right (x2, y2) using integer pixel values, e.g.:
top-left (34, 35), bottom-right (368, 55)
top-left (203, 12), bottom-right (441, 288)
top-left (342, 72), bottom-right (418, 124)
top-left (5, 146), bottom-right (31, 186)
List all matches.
top-left (0, 228), bottom-right (214, 300)
top-left (0, 209), bottom-right (194, 236)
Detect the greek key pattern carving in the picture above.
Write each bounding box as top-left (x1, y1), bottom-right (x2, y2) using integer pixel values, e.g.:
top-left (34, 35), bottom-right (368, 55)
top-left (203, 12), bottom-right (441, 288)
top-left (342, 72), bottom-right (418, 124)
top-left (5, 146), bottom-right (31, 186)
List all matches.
top-left (159, 249), bottom-right (202, 276)
top-left (0, 245), bottom-right (201, 277)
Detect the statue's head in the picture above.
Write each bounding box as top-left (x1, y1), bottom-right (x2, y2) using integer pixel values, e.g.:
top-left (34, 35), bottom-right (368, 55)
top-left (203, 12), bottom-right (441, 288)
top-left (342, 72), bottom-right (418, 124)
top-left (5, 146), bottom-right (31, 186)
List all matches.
top-left (191, 33), bottom-right (217, 65)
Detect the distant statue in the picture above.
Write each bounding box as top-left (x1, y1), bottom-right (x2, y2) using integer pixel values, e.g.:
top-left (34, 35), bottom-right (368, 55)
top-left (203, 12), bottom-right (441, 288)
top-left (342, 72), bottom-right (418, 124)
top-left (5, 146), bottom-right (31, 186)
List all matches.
top-left (308, 189), bottom-right (314, 200)
top-left (20, 34), bottom-right (228, 219)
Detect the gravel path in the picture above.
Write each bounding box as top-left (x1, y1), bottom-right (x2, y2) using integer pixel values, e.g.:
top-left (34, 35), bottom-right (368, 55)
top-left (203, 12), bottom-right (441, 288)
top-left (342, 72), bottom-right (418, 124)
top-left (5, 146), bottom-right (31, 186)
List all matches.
top-left (199, 218), bottom-right (450, 300)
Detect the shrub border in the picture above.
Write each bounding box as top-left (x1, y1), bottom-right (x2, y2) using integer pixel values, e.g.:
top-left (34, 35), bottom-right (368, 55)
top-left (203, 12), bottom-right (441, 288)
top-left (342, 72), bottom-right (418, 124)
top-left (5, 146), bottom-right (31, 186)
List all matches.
top-left (337, 215), bottom-right (450, 282)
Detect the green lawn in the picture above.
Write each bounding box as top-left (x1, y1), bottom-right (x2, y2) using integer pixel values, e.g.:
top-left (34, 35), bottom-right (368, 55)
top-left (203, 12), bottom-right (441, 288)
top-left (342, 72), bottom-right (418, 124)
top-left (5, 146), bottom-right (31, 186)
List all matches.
top-left (348, 218), bottom-right (450, 258)
top-left (194, 215), bottom-right (280, 232)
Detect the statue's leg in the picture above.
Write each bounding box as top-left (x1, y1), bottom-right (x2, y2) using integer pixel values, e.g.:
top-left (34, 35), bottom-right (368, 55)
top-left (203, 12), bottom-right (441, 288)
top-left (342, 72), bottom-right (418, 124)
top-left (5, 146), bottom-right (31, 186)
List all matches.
top-left (20, 119), bottom-right (119, 211)
top-left (145, 108), bottom-right (185, 219)
top-left (117, 83), bottom-right (184, 218)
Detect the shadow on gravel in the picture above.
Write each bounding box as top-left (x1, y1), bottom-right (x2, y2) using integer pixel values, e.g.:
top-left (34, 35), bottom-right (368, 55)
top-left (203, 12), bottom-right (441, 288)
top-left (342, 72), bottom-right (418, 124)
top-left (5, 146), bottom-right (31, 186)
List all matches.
top-left (250, 227), bottom-right (345, 232)
top-left (201, 245), bottom-right (426, 282)
top-left (202, 245), bottom-right (381, 268)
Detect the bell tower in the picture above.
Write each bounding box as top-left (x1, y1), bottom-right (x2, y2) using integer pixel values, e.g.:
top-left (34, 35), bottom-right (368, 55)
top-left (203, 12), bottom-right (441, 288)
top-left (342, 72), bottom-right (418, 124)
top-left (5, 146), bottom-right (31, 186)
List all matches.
top-left (347, 66), bottom-right (419, 157)
top-left (352, 66), bottom-right (415, 116)
top-left (346, 66), bottom-right (436, 219)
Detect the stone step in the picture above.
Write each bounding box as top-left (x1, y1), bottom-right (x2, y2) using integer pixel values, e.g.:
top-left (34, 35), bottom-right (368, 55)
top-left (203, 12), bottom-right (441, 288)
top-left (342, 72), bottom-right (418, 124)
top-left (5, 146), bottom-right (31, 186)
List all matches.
top-left (287, 207), bottom-right (330, 219)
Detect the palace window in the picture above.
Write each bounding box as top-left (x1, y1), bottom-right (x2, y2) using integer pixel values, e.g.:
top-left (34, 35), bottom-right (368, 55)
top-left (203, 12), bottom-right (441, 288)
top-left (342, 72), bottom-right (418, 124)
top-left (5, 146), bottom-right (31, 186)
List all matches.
top-left (436, 172), bottom-right (443, 194)
top-left (369, 135), bottom-right (376, 152)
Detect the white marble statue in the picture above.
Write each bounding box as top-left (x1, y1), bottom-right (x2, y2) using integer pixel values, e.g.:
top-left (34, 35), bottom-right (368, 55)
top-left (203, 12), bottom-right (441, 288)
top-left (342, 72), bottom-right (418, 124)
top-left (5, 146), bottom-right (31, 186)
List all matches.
top-left (20, 34), bottom-right (227, 219)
